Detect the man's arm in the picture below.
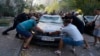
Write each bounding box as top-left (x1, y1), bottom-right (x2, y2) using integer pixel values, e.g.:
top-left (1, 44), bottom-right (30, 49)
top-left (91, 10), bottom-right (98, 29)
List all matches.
top-left (35, 26), bottom-right (44, 33)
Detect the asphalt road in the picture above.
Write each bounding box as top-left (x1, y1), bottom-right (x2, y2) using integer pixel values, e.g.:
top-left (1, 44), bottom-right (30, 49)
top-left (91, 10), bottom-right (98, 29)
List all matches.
top-left (20, 34), bottom-right (100, 56)
top-left (0, 26), bottom-right (100, 56)
top-left (0, 27), bottom-right (23, 56)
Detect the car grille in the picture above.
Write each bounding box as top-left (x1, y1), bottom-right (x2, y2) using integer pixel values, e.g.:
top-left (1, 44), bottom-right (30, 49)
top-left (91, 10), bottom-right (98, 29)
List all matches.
top-left (36, 31), bottom-right (60, 37)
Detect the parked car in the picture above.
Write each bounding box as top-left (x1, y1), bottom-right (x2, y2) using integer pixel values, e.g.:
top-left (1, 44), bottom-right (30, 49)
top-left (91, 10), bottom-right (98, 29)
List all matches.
top-left (84, 16), bottom-right (94, 23)
top-left (31, 15), bottom-right (63, 46)
top-left (84, 16), bottom-right (95, 35)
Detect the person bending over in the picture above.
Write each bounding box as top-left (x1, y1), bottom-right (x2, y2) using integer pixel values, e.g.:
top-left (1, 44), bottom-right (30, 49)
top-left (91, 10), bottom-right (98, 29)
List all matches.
top-left (2, 13), bottom-right (29, 36)
top-left (16, 18), bottom-right (43, 50)
top-left (54, 17), bottom-right (84, 55)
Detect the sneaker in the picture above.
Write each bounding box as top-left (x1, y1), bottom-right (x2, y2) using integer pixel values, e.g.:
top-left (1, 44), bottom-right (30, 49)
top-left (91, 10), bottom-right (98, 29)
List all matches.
top-left (2, 32), bottom-right (9, 35)
top-left (55, 50), bottom-right (61, 56)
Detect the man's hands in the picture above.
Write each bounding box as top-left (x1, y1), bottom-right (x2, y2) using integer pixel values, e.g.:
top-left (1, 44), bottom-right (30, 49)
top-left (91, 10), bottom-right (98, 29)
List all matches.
top-left (31, 31), bottom-right (35, 34)
top-left (35, 26), bottom-right (44, 33)
top-left (32, 26), bottom-right (61, 35)
top-left (49, 31), bottom-right (61, 35)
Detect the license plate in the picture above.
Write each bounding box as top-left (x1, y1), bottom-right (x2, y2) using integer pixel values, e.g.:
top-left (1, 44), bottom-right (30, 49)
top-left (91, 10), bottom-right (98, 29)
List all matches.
top-left (41, 36), bottom-right (55, 41)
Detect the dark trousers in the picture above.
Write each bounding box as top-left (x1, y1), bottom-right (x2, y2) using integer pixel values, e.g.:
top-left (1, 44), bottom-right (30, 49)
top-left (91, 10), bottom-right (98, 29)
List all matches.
top-left (3, 22), bottom-right (19, 37)
top-left (3, 22), bottom-right (17, 33)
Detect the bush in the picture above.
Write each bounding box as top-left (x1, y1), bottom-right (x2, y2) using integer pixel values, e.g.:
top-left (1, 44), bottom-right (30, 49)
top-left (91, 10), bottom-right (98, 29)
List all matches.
top-left (0, 17), bottom-right (11, 26)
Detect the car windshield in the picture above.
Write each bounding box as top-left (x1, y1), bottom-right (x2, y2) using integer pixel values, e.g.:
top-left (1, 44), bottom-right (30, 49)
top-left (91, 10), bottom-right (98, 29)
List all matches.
top-left (39, 15), bottom-right (63, 23)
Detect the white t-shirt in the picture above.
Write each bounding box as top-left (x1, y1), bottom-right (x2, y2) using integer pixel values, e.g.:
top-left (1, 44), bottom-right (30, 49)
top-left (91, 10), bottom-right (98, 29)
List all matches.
top-left (61, 24), bottom-right (84, 41)
top-left (94, 15), bottom-right (100, 29)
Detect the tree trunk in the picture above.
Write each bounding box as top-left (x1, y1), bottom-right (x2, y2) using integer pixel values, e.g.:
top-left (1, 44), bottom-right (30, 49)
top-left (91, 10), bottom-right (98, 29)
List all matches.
top-left (29, 0), bottom-right (34, 13)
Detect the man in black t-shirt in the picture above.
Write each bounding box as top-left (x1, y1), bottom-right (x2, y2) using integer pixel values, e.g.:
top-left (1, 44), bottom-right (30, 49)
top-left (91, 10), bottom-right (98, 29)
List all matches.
top-left (2, 13), bottom-right (29, 36)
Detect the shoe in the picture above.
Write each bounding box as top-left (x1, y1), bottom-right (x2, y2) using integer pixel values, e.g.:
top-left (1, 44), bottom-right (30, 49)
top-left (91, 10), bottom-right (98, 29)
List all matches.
top-left (55, 50), bottom-right (61, 56)
top-left (83, 45), bottom-right (90, 49)
top-left (22, 46), bottom-right (29, 50)
top-left (2, 32), bottom-right (9, 35)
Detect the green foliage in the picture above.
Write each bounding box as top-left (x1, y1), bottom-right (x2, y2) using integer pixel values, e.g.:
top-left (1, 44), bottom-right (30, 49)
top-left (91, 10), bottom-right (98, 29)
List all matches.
top-left (0, 0), bottom-right (25, 17)
top-left (75, 0), bottom-right (100, 15)
top-left (0, 18), bottom-right (11, 26)
top-left (45, 0), bottom-right (60, 14)
top-left (30, 4), bottom-right (45, 12)
top-left (59, 0), bottom-right (100, 15)
top-left (59, 0), bottom-right (76, 12)
top-left (39, 4), bottom-right (45, 10)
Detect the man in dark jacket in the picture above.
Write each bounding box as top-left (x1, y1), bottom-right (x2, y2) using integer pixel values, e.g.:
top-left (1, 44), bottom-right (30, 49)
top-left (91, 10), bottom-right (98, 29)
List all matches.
top-left (2, 13), bottom-right (29, 36)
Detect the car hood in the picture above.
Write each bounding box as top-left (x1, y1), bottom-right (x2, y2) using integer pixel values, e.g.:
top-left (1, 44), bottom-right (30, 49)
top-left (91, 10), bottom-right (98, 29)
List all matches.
top-left (37, 22), bottom-right (63, 32)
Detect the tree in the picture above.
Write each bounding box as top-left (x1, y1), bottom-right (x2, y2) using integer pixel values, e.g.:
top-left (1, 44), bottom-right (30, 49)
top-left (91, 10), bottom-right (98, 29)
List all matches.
top-left (0, 0), bottom-right (26, 16)
top-left (45, 0), bottom-right (60, 14)
top-left (59, 0), bottom-right (76, 12)
top-left (39, 4), bottom-right (45, 10)
top-left (59, 0), bottom-right (100, 15)
top-left (75, 0), bottom-right (100, 15)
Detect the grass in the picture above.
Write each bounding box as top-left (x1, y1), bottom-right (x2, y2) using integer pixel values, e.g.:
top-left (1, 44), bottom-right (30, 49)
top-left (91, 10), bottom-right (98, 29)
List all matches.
top-left (0, 17), bottom-right (11, 26)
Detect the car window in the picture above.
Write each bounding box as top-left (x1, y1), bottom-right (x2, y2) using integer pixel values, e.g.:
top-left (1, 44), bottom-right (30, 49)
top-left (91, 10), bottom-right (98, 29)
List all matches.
top-left (39, 15), bottom-right (63, 23)
top-left (84, 16), bottom-right (94, 22)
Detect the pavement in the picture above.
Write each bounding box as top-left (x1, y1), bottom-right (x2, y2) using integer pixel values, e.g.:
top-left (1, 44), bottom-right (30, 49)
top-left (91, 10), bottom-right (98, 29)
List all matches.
top-left (0, 26), bottom-right (100, 56)
top-left (0, 27), bottom-right (23, 56)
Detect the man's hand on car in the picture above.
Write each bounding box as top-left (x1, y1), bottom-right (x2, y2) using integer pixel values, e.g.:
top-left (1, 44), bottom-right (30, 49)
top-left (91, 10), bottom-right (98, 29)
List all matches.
top-left (49, 31), bottom-right (61, 35)
top-left (35, 26), bottom-right (44, 33)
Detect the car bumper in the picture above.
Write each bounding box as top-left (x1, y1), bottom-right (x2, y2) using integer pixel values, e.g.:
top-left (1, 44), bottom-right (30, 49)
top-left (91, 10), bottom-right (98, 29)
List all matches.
top-left (31, 35), bottom-right (61, 46)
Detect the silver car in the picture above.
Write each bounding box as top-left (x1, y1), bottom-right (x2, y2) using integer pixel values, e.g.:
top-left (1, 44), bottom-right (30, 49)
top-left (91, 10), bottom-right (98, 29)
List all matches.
top-left (32, 15), bottom-right (63, 46)
top-left (84, 16), bottom-right (94, 23)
